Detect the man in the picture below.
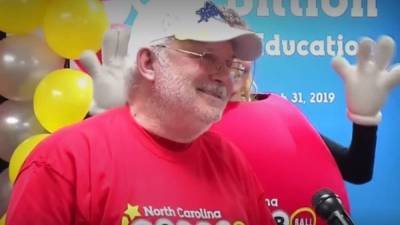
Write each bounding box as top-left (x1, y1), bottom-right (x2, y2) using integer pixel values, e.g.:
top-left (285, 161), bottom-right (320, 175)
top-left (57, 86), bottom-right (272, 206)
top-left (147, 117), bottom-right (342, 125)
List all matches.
top-left (5, 1), bottom-right (275, 225)
top-left (59, 3), bottom-right (398, 225)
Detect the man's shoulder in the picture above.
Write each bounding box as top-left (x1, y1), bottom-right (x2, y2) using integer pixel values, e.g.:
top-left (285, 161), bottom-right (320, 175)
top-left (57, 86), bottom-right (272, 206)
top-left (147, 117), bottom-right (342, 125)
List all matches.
top-left (77, 105), bottom-right (129, 129)
top-left (200, 130), bottom-right (261, 186)
top-left (49, 106), bottom-right (130, 139)
top-left (201, 130), bottom-right (236, 147)
top-left (200, 130), bottom-right (248, 164)
top-left (25, 106), bottom-right (130, 161)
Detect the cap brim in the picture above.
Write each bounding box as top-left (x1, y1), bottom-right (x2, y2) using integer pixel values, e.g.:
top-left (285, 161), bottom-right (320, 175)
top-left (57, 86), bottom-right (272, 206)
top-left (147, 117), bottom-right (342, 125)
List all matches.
top-left (231, 33), bottom-right (262, 61)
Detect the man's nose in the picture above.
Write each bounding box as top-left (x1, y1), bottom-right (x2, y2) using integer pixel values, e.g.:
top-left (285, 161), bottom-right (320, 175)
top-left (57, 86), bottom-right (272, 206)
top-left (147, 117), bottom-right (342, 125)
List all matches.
top-left (209, 69), bottom-right (234, 92)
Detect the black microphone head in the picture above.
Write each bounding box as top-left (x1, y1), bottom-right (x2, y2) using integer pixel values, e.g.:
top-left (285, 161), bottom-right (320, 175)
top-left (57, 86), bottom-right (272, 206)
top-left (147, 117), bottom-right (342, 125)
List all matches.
top-left (312, 188), bottom-right (344, 219)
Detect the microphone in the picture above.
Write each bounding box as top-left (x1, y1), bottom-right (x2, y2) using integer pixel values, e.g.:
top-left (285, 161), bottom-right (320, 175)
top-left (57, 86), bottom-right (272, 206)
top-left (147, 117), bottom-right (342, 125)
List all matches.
top-left (312, 188), bottom-right (355, 225)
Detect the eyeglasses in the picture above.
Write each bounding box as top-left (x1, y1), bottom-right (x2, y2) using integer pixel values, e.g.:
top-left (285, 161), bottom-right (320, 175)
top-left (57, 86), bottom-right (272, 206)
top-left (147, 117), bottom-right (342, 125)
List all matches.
top-left (152, 44), bottom-right (247, 78)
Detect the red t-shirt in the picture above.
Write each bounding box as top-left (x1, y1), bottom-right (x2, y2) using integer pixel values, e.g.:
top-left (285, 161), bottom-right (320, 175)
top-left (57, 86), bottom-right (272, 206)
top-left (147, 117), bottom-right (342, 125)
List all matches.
top-left (211, 94), bottom-right (350, 225)
top-left (6, 106), bottom-right (275, 225)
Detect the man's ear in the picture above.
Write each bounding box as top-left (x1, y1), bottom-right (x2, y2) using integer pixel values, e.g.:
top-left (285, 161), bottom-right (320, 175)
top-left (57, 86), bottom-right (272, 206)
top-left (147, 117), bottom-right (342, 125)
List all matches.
top-left (136, 48), bottom-right (157, 81)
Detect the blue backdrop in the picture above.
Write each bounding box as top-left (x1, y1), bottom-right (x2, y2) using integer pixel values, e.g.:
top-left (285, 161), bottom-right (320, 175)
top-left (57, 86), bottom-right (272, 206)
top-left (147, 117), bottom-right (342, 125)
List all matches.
top-left (123, 1), bottom-right (399, 224)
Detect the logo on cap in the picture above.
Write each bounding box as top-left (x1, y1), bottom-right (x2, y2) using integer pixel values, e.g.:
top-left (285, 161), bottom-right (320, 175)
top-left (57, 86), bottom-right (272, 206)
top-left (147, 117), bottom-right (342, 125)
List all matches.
top-left (196, 1), bottom-right (223, 23)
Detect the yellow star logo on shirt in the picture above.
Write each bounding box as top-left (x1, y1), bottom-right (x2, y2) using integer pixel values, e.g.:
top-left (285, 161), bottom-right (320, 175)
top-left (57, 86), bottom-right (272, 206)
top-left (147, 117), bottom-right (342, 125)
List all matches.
top-left (233, 221), bottom-right (246, 225)
top-left (124, 204), bottom-right (141, 220)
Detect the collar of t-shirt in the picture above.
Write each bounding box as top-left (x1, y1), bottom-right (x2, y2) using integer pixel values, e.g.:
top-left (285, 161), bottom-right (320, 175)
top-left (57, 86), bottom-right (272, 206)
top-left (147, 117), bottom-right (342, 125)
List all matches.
top-left (143, 129), bottom-right (192, 152)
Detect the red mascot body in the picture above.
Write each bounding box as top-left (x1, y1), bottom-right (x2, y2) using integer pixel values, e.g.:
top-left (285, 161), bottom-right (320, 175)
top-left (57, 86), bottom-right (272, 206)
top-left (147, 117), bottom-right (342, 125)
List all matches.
top-left (211, 94), bottom-right (350, 225)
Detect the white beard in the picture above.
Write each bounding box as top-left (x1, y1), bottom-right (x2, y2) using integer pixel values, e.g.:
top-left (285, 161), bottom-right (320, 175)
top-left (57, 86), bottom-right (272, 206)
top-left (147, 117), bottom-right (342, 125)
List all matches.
top-left (151, 65), bottom-right (225, 125)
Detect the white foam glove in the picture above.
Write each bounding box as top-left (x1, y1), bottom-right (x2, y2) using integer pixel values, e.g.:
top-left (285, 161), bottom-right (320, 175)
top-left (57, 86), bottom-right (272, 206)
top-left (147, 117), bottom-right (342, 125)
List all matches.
top-left (332, 35), bottom-right (400, 125)
top-left (80, 25), bottom-right (131, 115)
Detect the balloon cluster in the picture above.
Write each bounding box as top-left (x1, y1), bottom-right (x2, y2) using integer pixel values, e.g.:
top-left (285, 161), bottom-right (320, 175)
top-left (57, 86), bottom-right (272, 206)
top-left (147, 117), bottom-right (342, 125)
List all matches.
top-left (0, 0), bottom-right (109, 222)
top-left (0, 0), bottom-right (109, 59)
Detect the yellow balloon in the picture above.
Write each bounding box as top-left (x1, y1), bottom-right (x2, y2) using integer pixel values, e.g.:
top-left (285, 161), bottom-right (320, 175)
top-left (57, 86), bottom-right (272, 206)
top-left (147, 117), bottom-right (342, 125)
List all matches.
top-left (9, 134), bottom-right (49, 184)
top-left (0, 0), bottom-right (48, 34)
top-left (0, 213), bottom-right (5, 225)
top-left (43, 0), bottom-right (109, 59)
top-left (34, 69), bottom-right (93, 133)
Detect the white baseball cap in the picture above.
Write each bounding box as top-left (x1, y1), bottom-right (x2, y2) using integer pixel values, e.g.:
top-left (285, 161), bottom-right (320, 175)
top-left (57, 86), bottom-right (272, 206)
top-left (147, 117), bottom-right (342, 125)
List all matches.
top-left (127, 0), bottom-right (262, 62)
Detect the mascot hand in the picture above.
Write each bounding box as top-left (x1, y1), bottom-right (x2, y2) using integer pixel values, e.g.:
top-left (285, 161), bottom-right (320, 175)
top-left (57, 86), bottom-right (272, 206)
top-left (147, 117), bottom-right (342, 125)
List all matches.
top-left (332, 35), bottom-right (400, 125)
top-left (80, 25), bottom-right (131, 115)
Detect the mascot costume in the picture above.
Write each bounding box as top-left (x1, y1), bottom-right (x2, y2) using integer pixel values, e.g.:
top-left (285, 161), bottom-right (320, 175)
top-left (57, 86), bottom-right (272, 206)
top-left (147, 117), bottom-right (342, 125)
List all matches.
top-left (79, 24), bottom-right (400, 225)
